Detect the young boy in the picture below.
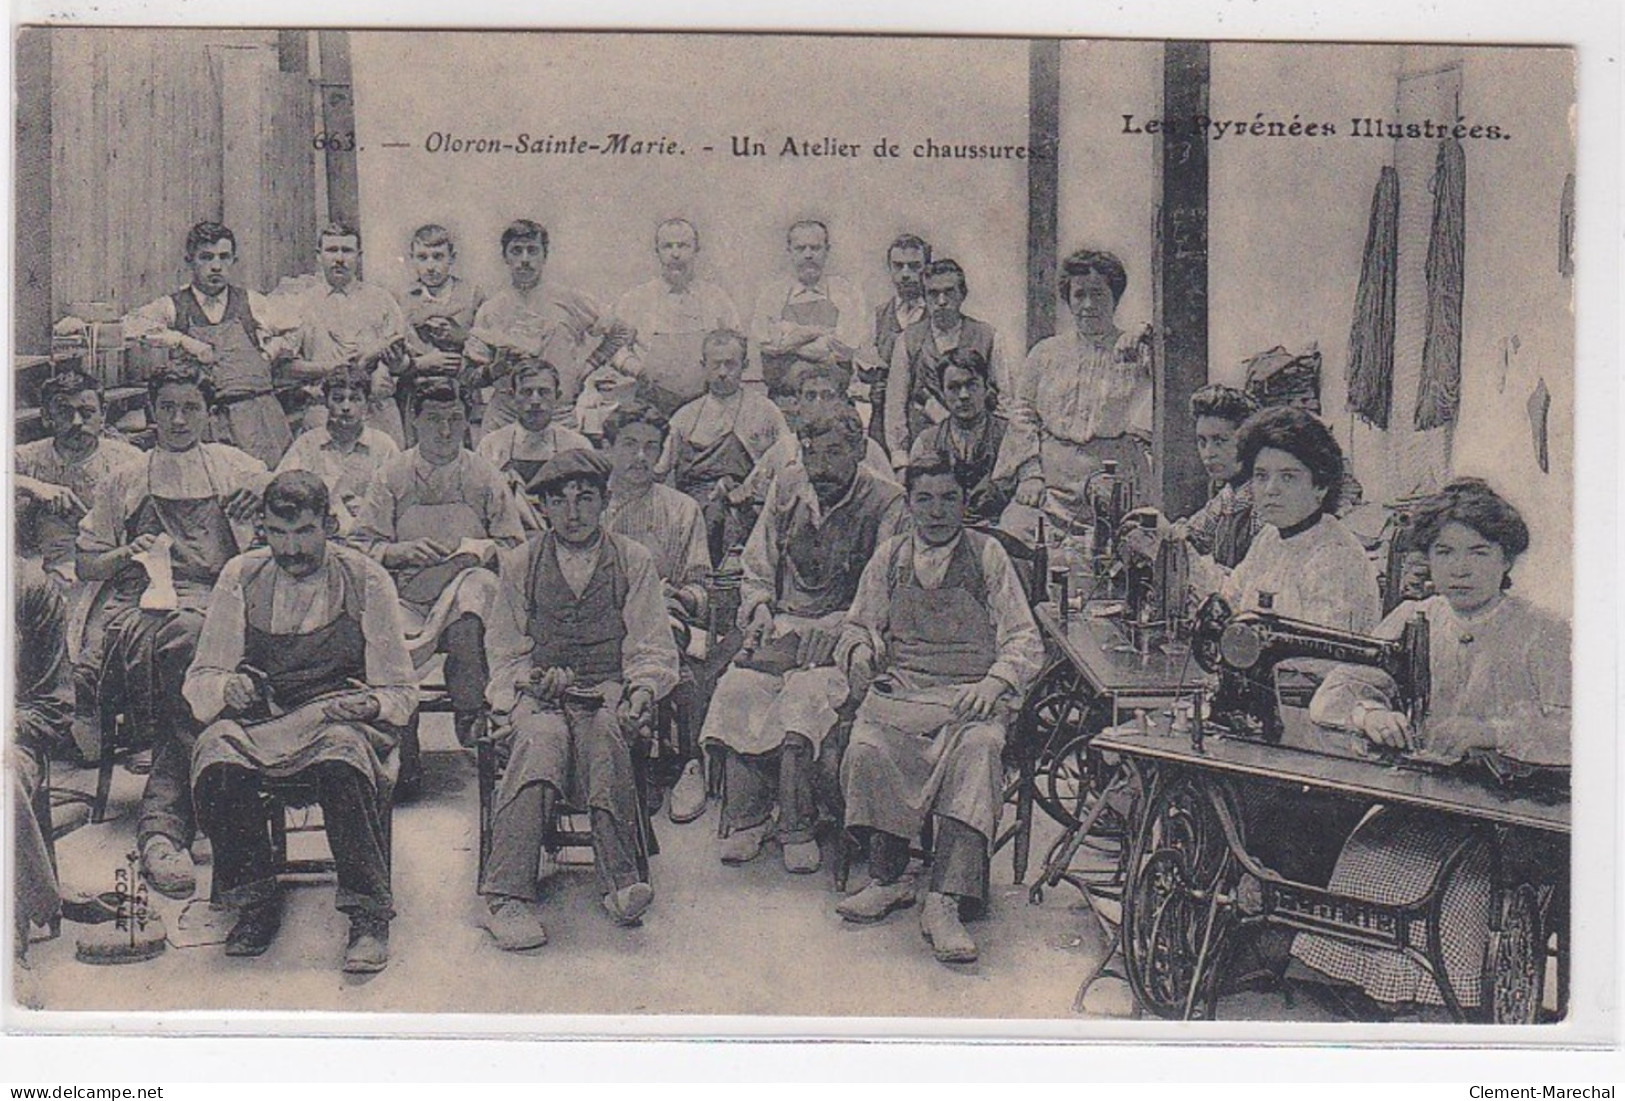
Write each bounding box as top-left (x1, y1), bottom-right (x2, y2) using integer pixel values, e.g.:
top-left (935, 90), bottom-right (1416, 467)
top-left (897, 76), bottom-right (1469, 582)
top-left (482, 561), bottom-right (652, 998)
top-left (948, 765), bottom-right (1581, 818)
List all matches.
top-left (398, 224), bottom-right (485, 445)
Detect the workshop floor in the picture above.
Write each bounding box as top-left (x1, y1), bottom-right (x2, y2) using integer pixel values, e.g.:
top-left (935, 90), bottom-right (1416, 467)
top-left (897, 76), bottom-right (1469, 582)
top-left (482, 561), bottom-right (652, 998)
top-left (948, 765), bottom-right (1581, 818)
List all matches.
top-left (12, 713), bottom-right (1336, 1027)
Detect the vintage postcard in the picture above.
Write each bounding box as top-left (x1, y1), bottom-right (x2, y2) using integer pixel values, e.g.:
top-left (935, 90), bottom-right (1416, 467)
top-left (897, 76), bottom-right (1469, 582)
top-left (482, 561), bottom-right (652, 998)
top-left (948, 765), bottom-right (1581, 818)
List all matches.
top-left (6, 25), bottom-right (1602, 1042)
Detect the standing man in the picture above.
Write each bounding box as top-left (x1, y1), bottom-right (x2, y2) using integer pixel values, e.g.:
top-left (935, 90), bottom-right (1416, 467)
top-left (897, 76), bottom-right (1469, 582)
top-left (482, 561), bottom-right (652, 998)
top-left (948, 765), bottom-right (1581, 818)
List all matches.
top-left (884, 259), bottom-right (1006, 462)
top-left (76, 366), bottom-right (268, 899)
top-left (464, 219), bottom-right (634, 438)
top-left (835, 450), bottom-right (1043, 964)
top-left (863, 234), bottom-right (930, 449)
top-left (700, 407), bottom-right (904, 876)
top-left (398, 223), bottom-right (485, 445)
top-left (275, 364), bottom-right (401, 531)
top-left (353, 378), bottom-right (526, 753)
top-left (282, 222), bottom-right (412, 446)
top-left (124, 221), bottom-right (293, 467)
top-left (663, 329), bottom-right (789, 563)
top-left (184, 471), bottom-right (417, 971)
top-left (615, 218), bottom-right (742, 416)
top-left (480, 449), bottom-right (679, 947)
top-left (749, 220), bottom-right (868, 402)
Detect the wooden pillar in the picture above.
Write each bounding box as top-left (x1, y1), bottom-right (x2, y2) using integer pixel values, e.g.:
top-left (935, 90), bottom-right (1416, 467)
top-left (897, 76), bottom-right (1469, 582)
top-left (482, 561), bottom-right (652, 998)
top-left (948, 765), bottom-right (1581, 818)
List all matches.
top-left (317, 30), bottom-right (361, 269)
top-left (1026, 38), bottom-right (1061, 351)
top-left (1152, 40), bottom-right (1211, 519)
top-left (16, 27), bottom-right (53, 354)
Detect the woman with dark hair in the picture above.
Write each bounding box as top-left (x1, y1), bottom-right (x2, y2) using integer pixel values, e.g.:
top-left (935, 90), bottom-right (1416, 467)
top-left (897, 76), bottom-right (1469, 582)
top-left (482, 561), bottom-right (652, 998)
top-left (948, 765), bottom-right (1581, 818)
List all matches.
top-left (1293, 479), bottom-right (1571, 1015)
top-left (992, 248), bottom-right (1153, 533)
top-left (1195, 405), bottom-right (1380, 634)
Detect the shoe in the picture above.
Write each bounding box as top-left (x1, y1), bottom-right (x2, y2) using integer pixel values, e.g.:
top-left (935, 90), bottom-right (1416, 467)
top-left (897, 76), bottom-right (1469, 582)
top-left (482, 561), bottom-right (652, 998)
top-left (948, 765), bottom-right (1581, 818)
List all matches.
top-left (342, 916), bottom-right (390, 973)
top-left (782, 838), bottom-right (822, 874)
top-left (224, 898), bottom-right (283, 958)
top-left (919, 891), bottom-right (977, 964)
top-left (140, 835), bottom-right (197, 900)
top-left (59, 891), bottom-right (125, 926)
top-left (454, 712), bottom-right (487, 749)
top-left (601, 882), bottom-right (655, 926)
top-left (668, 760), bottom-right (708, 824)
top-left (835, 877), bottom-right (916, 924)
top-left (484, 897), bottom-right (548, 951)
top-left (719, 820), bottom-right (771, 865)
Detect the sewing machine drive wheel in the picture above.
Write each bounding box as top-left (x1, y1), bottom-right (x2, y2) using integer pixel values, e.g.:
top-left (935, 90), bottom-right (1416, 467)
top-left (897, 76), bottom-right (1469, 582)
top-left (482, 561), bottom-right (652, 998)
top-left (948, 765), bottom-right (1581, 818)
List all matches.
top-left (1043, 732), bottom-right (1122, 837)
top-left (1013, 664), bottom-right (1109, 829)
top-left (1485, 883), bottom-right (1545, 1025)
top-left (1122, 848), bottom-right (1227, 1020)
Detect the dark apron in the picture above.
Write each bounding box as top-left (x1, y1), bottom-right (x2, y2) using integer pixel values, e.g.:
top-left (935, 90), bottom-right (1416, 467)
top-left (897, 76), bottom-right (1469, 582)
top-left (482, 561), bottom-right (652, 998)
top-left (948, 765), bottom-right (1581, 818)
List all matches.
top-left (674, 428), bottom-right (755, 565)
top-left (761, 296), bottom-right (841, 399)
top-left (191, 315), bottom-right (292, 468)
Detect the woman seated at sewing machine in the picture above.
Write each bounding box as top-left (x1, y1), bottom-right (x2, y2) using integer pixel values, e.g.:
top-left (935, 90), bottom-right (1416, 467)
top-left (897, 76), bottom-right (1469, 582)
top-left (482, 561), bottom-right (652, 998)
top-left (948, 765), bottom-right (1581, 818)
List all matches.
top-left (1290, 478), bottom-right (1571, 1018)
top-left (1190, 404), bottom-right (1380, 633)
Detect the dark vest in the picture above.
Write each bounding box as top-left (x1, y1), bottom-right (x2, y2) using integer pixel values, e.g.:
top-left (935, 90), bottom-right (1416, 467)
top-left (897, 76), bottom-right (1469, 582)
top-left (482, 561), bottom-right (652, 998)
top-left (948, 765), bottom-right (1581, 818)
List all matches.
top-left (886, 533), bottom-right (999, 683)
top-left (525, 534), bottom-right (629, 683)
top-left (873, 301), bottom-right (907, 372)
top-left (171, 285), bottom-right (257, 343)
top-left (903, 316), bottom-right (998, 444)
top-left (776, 470), bottom-right (901, 620)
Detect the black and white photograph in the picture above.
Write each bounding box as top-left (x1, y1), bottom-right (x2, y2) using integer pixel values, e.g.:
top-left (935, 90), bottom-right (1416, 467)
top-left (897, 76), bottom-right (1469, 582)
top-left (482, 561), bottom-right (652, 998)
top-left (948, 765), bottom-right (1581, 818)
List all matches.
top-left (4, 23), bottom-right (1601, 1039)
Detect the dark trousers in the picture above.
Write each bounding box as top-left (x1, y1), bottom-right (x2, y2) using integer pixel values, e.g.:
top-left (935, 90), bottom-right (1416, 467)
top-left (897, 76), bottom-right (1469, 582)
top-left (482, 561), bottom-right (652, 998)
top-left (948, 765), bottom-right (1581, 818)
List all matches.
top-left (481, 781), bottom-right (642, 899)
top-left (439, 612), bottom-right (488, 718)
top-left (195, 761), bottom-right (394, 919)
top-left (102, 607), bottom-right (205, 848)
top-left (870, 815), bottom-right (989, 907)
top-left (723, 734), bottom-right (832, 844)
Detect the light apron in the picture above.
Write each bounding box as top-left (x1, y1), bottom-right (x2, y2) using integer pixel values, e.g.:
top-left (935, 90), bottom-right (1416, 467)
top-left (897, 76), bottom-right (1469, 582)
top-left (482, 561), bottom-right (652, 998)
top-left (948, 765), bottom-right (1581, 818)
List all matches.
top-left (392, 492), bottom-right (495, 665)
top-left (194, 315), bottom-right (292, 468)
top-left (761, 296), bottom-right (841, 399)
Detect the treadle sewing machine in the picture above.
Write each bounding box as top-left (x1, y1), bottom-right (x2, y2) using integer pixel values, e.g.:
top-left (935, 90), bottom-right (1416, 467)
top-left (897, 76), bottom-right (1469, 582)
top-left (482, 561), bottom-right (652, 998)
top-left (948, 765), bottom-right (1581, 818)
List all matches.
top-left (1079, 596), bottom-right (1569, 1024)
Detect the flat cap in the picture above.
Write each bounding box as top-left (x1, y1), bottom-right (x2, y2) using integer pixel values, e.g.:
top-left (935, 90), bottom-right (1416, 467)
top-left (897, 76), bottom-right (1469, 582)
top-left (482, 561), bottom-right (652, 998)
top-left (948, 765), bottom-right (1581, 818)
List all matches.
top-left (535, 447), bottom-right (612, 488)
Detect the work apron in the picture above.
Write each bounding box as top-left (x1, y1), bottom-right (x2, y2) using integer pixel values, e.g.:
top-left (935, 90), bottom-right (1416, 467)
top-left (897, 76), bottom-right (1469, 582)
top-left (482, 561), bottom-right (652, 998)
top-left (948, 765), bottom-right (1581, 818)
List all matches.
top-left (392, 494), bottom-right (497, 665)
top-left (190, 594), bottom-right (397, 794)
top-left (1036, 430), bottom-right (1153, 527)
top-left (761, 296), bottom-right (841, 399)
top-left (674, 426), bottom-right (755, 564)
top-left (192, 316), bottom-right (292, 468)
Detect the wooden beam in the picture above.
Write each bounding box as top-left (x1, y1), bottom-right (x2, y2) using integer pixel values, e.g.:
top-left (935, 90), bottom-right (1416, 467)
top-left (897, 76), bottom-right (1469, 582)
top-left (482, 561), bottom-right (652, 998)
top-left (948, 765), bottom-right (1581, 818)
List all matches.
top-left (1152, 40), bottom-right (1211, 519)
top-left (1026, 38), bottom-right (1061, 351)
top-left (16, 27), bottom-right (53, 354)
top-left (317, 30), bottom-right (361, 268)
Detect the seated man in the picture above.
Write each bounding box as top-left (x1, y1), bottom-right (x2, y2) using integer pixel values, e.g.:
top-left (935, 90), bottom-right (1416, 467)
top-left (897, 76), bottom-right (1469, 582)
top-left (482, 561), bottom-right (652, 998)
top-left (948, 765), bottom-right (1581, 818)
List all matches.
top-left (76, 366), bottom-right (268, 899)
top-left (474, 358), bottom-right (592, 531)
top-left (1118, 383), bottom-right (1260, 572)
top-left (480, 449), bottom-right (679, 948)
top-left (663, 328), bottom-right (788, 563)
top-left (904, 348), bottom-right (1012, 528)
top-left (275, 364), bottom-right (401, 532)
top-left (353, 378), bottom-right (526, 755)
top-left (601, 401), bottom-right (713, 823)
top-left (17, 367), bottom-right (143, 760)
top-left (397, 223), bottom-right (485, 445)
top-left (732, 361), bottom-right (895, 516)
top-left (184, 472), bottom-right (417, 972)
top-left (700, 407), bottom-right (904, 875)
top-left (834, 450), bottom-right (1043, 964)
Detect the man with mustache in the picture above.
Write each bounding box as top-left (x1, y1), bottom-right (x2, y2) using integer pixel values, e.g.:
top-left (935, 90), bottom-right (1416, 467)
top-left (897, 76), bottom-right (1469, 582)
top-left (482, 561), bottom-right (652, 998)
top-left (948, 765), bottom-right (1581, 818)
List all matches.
top-left (614, 218), bottom-right (742, 416)
top-left (883, 259), bottom-right (1007, 462)
top-left (905, 348), bottom-right (1013, 528)
top-left (861, 234), bottom-right (931, 450)
top-left (123, 221), bottom-right (294, 467)
top-left (280, 222), bottom-right (412, 446)
top-left (16, 367), bottom-right (143, 760)
top-left (353, 378), bottom-right (527, 758)
top-left (748, 220), bottom-right (868, 402)
top-left (184, 471), bottom-right (417, 971)
top-left (834, 449), bottom-right (1043, 964)
top-left (700, 407), bottom-right (904, 876)
top-left (464, 219), bottom-right (635, 440)
top-left (76, 366), bottom-right (269, 900)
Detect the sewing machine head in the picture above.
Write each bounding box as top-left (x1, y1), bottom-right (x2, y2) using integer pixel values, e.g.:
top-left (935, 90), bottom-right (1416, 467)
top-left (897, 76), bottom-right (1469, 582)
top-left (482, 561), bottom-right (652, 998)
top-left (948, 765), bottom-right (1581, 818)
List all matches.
top-left (1117, 513), bottom-right (1192, 650)
top-left (1191, 594), bottom-right (1429, 745)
